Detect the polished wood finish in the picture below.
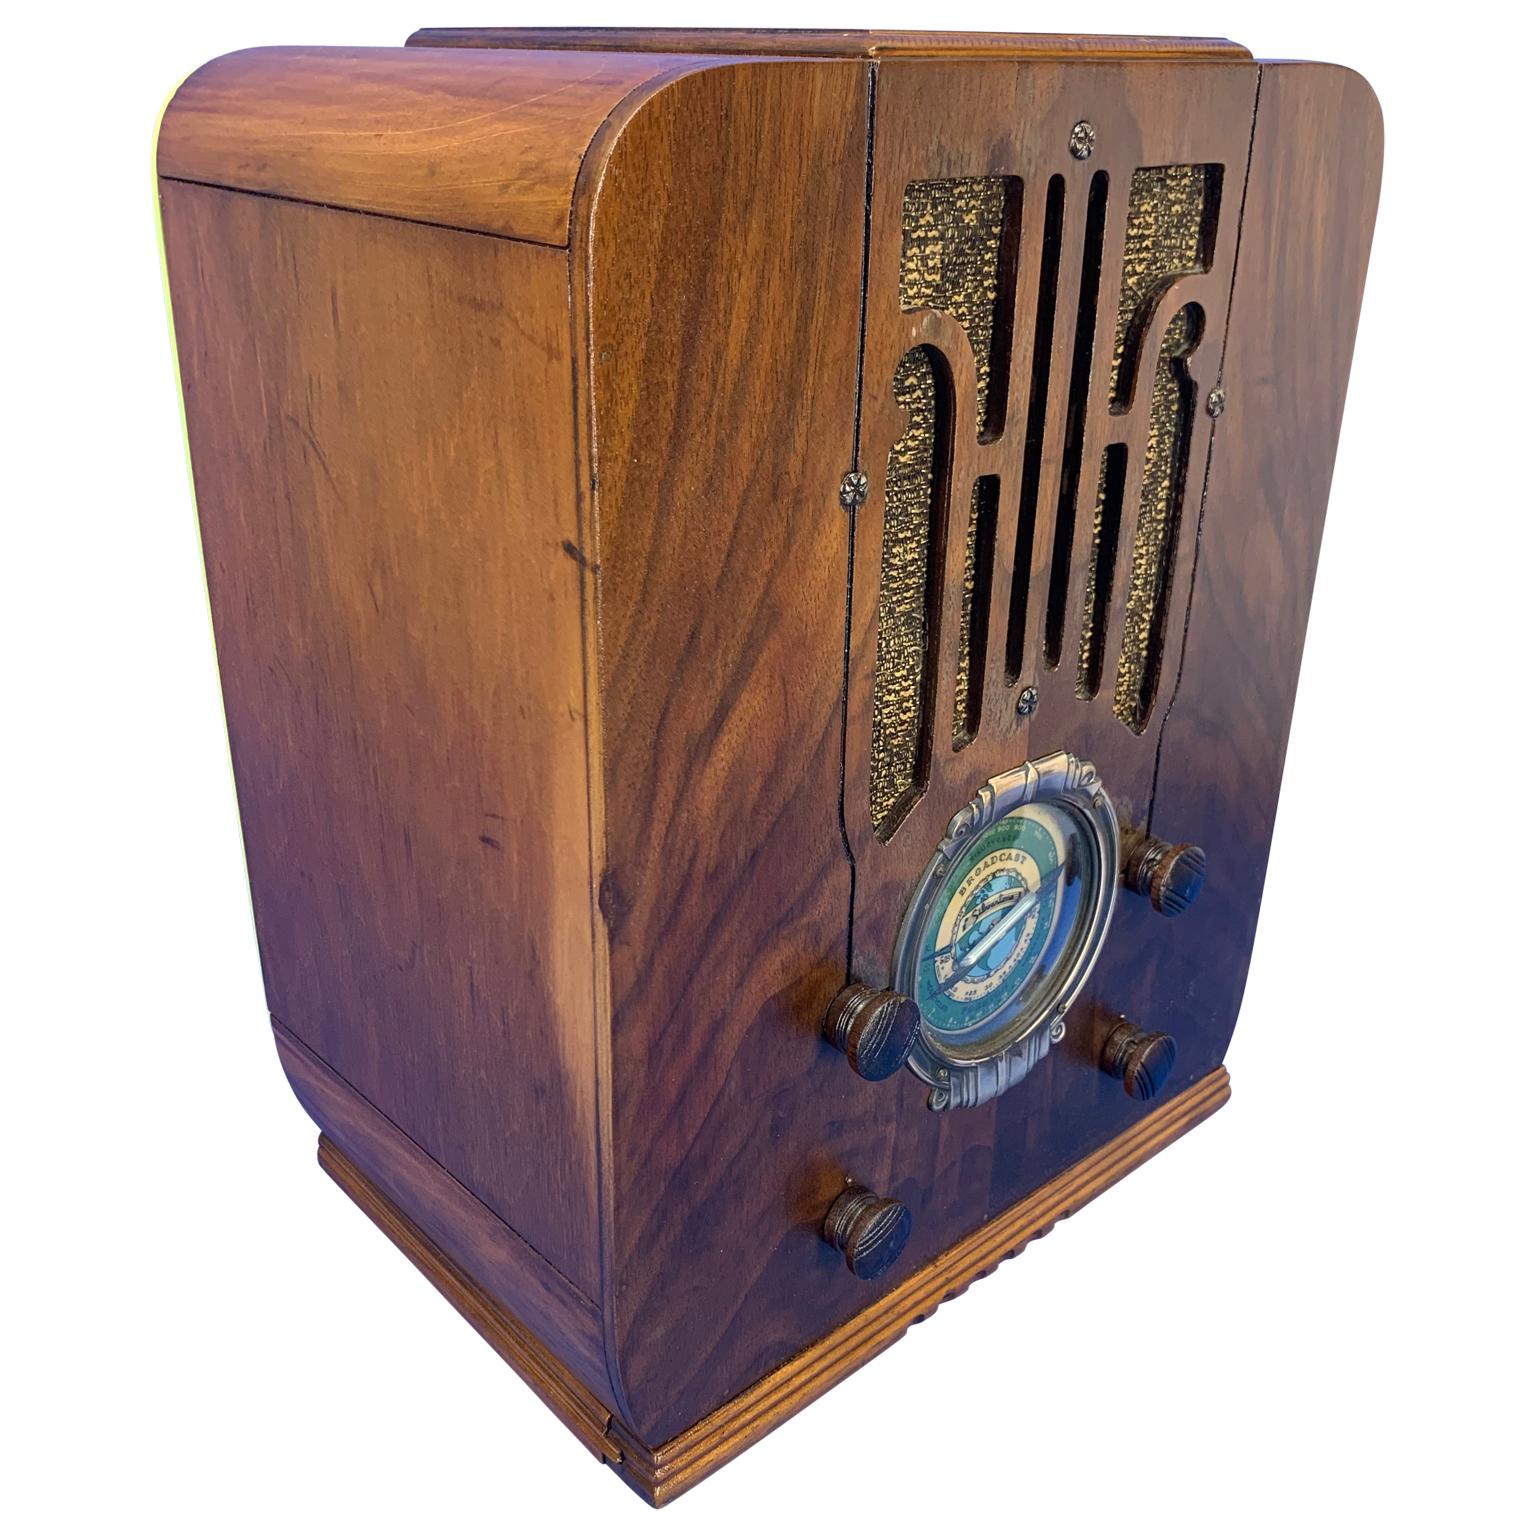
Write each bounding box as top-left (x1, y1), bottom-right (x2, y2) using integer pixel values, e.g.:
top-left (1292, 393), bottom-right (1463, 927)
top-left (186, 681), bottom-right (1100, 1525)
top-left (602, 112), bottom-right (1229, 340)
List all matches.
top-left (159, 46), bottom-right (695, 244)
top-left (409, 28), bottom-right (1252, 61)
top-left (161, 35), bottom-right (1379, 1504)
top-left (318, 1134), bottom-right (622, 1461)
top-left (275, 1021), bottom-right (611, 1401)
top-left (575, 58), bottom-right (874, 1444)
top-left (161, 181), bottom-right (604, 1296)
top-left (320, 1061), bottom-right (1228, 1505)
top-left (1146, 62), bottom-right (1384, 1066)
top-left (833, 66), bottom-right (1258, 1348)
top-left (614, 1065), bottom-right (1227, 1505)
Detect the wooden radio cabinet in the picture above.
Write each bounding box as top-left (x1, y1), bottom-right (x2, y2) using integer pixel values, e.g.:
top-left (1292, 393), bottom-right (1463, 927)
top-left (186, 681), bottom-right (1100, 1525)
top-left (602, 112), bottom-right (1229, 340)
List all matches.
top-left (158, 28), bottom-right (1381, 1504)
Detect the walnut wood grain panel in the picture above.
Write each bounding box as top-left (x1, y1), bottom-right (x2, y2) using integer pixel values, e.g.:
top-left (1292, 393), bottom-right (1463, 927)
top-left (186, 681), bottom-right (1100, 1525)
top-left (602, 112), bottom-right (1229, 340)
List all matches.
top-left (843, 58), bottom-right (1258, 1295)
top-left (317, 1052), bottom-right (1227, 1504)
top-left (1139, 63), bottom-right (1383, 1059)
top-left (158, 46), bottom-right (699, 245)
top-left (410, 29), bottom-right (1251, 61)
top-left (317, 1135), bottom-right (621, 1460)
top-left (611, 1066), bottom-right (1229, 1504)
top-left (577, 61), bottom-right (875, 1445)
top-left (162, 182), bottom-right (603, 1295)
top-left (276, 1023), bottom-right (611, 1403)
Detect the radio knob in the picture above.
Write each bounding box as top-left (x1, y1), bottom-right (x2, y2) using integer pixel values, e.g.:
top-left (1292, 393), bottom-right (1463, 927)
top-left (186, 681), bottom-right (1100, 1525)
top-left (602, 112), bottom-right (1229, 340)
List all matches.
top-left (1122, 832), bottom-right (1206, 916)
top-left (822, 1185), bottom-right (912, 1281)
top-left (823, 983), bottom-right (922, 1082)
top-left (1100, 1021), bottom-right (1179, 1101)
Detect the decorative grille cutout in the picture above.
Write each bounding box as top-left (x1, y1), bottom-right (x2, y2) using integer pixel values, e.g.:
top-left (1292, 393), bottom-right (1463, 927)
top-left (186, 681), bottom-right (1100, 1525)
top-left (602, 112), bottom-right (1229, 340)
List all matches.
top-left (954, 476), bottom-right (1000, 749)
top-left (867, 159), bottom-right (1227, 836)
top-left (1110, 165), bottom-right (1221, 411)
top-left (1115, 301), bottom-right (1204, 729)
top-left (1107, 164), bottom-right (1220, 727)
top-left (872, 346), bottom-right (953, 838)
top-left (1005, 174), bottom-right (1066, 686)
top-left (899, 178), bottom-right (1021, 441)
top-left (1078, 443), bottom-right (1128, 699)
top-left (1044, 170), bottom-right (1109, 669)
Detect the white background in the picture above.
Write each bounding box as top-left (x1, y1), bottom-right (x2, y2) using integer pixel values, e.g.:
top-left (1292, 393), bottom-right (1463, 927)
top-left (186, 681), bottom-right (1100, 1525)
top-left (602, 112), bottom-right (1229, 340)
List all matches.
top-left (7, 4), bottom-right (1530, 1532)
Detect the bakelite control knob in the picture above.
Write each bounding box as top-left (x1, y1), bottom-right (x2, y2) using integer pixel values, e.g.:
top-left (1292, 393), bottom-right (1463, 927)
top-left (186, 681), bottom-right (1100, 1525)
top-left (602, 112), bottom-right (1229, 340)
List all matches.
top-left (823, 983), bottom-right (922, 1082)
top-left (823, 1185), bottom-right (912, 1281)
top-left (1123, 833), bottom-right (1207, 916)
top-left (1101, 1021), bottom-right (1179, 1101)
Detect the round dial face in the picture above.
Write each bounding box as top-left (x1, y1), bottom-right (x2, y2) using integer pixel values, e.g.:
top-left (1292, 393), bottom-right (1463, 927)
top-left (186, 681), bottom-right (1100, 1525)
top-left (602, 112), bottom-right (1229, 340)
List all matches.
top-left (910, 800), bottom-right (1100, 1057)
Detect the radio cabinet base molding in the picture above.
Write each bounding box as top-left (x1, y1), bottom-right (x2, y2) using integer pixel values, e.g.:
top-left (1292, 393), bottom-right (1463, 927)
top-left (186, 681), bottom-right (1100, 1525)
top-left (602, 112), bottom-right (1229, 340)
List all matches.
top-left (319, 1068), bottom-right (1231, 1506)
top-left (160, 25), bottom-right (1380, 1508)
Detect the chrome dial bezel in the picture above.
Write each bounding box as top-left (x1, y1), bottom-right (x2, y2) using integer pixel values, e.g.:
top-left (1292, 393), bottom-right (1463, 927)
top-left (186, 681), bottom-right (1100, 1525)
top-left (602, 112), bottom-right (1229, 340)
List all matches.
top-left (892, 750), bottom-right (1120, 1111)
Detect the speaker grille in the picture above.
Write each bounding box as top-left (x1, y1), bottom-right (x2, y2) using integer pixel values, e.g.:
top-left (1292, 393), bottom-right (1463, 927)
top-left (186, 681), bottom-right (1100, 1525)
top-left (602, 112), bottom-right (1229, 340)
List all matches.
top-left (1109, 166), bottom-right (1221, 728)
top-left (872, 346), bottom-right (952, 835)
top-left (899, 178), bottom-right (1019, 439)
top-left (868, 162), bottom-right (1224, 833)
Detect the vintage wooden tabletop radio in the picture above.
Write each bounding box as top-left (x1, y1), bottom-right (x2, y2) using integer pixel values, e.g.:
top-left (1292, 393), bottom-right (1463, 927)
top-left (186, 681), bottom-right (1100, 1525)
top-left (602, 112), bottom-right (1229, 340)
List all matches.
top-left (159, 28), bottom-right (1381, 1504)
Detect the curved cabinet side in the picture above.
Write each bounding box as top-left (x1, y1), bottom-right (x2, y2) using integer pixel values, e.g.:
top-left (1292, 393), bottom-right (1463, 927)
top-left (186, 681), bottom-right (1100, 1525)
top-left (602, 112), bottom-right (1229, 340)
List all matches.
top-left (156, 44), bottom-right (695, 244)
top-left (1145, 61), bottom-right (1384, 1059)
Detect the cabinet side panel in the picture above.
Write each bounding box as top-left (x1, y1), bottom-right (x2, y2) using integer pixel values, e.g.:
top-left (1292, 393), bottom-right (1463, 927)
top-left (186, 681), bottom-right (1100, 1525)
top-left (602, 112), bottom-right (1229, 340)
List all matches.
top-left (1146, 63), bottom-right (1383, 1046)
top-left (162, 183), bottom-right (602, 1296)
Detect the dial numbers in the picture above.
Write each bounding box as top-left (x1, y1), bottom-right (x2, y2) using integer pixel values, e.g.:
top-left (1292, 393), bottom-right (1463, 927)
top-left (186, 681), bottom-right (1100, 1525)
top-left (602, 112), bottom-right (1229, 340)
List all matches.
top-left (916, 804), bottom-right (1087, 1048)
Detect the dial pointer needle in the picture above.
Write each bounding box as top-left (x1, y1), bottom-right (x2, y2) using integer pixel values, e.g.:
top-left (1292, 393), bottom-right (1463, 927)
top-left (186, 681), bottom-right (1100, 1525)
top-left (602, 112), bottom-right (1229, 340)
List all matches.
top-left (936, 863), bottom-right (1066, 995)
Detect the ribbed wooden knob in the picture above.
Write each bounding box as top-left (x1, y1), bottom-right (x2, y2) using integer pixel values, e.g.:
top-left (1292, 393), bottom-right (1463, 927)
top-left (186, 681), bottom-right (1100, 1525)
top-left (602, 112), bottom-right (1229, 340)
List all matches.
top-left (1101, 1021), bottom-right (1179, 1101)
top-left (823, 983), bottom-right (921, 1082)
top-left (1122, 832), bottom-right (1206, 916)
top-left (822, 1185), bottom-right (912, 1281)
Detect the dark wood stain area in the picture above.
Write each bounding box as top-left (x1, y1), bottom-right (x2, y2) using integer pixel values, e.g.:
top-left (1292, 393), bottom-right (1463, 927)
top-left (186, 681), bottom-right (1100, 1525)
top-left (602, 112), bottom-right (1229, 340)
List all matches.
top-left (1144, 62), bottom-right (1384, 1066)
top-left (580, 60), bottom-right (877, 1443)
top-left (840, 52), bottom-right (1259, 1333)
top-left (161, 182), bottom-right (604, 1296)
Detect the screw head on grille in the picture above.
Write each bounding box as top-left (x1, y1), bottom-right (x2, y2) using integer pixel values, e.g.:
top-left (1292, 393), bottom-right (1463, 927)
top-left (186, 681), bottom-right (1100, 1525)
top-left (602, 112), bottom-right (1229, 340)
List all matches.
top-left (839, 470), bottom-right (870, 510)
top-left (1069, 120), bottom-right (1096, 159)
top-left (1016, 685), bottom-right (1039, 717)
top-left (1206, 385), bottom-right (1227, 419)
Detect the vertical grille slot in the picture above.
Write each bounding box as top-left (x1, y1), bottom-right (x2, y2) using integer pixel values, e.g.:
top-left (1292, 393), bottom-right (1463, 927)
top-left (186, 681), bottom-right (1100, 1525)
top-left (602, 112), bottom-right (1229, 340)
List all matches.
top-left (1005, 174), bottom-right (1066, 685)
top-left (954, 476), bottom-right (1000, 748)
top-left (1078, 443), bottom-right (1127, 699)
top-left (1044, 170), bottom-right (1109, 669)
top-left (872, 346), bottom-right (954, 838)
top-left (899, 178), bottom-right (1022, 441)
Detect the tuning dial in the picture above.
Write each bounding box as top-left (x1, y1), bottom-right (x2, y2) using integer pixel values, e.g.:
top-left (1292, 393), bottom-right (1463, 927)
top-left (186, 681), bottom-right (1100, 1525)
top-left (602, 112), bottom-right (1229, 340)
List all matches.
top-left (823, 1185), bottom-right (912, 1280)
top-left (823, 983), bottom-right (922, 1081)
top-left (1100, 1021), bottom-right (1179, 1101)
top-left (1122, 832), bottom-right (1206, 916)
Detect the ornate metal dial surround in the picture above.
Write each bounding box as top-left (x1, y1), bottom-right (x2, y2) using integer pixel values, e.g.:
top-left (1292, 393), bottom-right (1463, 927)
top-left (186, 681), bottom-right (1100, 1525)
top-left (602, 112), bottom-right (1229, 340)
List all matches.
top-left (892, 751), bottom-right (1120, 1111)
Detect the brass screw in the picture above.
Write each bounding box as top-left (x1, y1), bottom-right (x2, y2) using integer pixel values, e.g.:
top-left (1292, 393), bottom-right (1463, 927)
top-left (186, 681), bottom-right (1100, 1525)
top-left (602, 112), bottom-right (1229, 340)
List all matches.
top-left (1069, 120), bottom-right (1096, 159)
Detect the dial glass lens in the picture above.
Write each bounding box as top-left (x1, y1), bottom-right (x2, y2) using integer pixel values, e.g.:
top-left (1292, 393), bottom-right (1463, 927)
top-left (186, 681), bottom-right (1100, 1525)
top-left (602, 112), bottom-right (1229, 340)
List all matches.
top-left (913, 802), bottom-right (1098, 1054)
